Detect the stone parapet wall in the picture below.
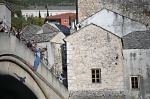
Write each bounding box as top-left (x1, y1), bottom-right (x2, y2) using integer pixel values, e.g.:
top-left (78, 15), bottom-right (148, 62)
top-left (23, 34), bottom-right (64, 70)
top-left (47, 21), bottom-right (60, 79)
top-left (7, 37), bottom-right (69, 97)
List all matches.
top-left (69, 90), bottom-right (125, 99)
top-left (52, 43), bottom-right (63, 76)
top-left (78, 0), bottom-right (150, 29)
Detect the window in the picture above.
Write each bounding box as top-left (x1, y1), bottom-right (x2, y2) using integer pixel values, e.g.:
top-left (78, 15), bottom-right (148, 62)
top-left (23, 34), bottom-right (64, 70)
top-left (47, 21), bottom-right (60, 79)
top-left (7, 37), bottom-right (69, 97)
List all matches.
top-left (64, 19), bottom-right (67, 23)
top-left (130, 76), bottom-right (140, 90)
top-left (91, 69), bottom-right (101, 83)
top-left (26, 14), bottom-right (28, 18)
top-left (50, 20), bottom-right (56, 22)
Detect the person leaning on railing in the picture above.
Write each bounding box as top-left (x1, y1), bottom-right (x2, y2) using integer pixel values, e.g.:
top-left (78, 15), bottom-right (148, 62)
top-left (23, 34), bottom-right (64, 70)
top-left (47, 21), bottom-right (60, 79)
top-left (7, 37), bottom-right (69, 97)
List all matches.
top-left (25, 47), bottom-right (47, 71)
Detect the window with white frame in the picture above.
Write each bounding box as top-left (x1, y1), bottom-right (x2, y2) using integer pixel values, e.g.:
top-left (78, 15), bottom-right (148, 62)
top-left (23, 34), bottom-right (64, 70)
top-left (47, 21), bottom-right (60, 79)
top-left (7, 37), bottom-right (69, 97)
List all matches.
top-left (130, 76), bottom-right (140, 90)
top-left (91, 69), bottom-right (101, 83)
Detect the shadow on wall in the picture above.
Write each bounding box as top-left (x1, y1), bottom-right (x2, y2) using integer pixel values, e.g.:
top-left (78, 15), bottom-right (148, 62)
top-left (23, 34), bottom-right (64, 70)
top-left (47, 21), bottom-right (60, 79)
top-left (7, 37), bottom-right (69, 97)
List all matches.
top-left (0, 75), bottom-right (37, 99)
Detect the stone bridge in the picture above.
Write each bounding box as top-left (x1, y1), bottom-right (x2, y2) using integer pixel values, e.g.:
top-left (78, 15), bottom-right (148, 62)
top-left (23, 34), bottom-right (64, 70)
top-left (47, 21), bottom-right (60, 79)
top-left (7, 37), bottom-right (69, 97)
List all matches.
top-left (0, 32), bottom-right (69, 99)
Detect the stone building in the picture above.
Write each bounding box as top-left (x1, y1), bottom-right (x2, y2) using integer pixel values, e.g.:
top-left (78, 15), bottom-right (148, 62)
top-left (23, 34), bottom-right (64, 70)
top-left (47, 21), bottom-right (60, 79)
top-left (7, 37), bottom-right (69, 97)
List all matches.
top-left (80, 9), bottom-right (146, 37)
top-left (65, 24), bottom-right (150, 98)
top-left (77, 0), bottom-right (150, 29)
top-left (65, 23), bottom-right (125, 98)
top-left (21, 6), bottom-right (76, 18)
top-left (0, 0), bottom-right (11, 28)
top-left (122, 31), bottom-right (150, 99)
top-left (64, 5), bottom-right (150, 98)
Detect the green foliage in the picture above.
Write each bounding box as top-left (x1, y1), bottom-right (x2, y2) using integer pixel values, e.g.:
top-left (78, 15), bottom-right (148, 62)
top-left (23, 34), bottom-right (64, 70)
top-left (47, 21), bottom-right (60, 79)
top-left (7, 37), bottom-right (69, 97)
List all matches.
top-left (5, 0), bottom-right (76, 6)
top-left (8, 0), bottom-right (75, 29)
top-left (5, 0), bottom-right (28, 7)
top-left (11, 16), bottom-right (45, 29)
top-left (26, 17), bottom-right (45, 26)
top-left (11, 17), bottom-right (24, 29)
top-left (12, 10), bottom-right (22, 17)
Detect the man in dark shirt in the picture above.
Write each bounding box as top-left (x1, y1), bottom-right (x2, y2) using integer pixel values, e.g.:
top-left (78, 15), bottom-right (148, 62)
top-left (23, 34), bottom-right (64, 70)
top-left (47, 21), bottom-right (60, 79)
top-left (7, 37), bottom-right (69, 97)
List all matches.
top-left (27, 40), bottom-right (34, 50)
top-left (0, 20), bottom-right (4, 32)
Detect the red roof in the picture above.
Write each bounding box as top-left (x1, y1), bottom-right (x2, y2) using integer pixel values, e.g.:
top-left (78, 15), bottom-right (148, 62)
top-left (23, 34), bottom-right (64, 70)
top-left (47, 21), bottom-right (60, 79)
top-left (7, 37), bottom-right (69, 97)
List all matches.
top-left (46, 13), bottom-right (76, 20)
top-left (0, 0), bottom-right (5, 2)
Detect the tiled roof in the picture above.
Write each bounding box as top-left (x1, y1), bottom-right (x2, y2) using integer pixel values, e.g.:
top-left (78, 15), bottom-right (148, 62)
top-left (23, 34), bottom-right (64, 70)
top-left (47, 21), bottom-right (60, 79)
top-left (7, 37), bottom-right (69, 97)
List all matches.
top-left (55, 24), bottom-right (70, 36)
top-left (43, 23), bottom-right (70, 36)
top-left (22, 23), bottom-right (70, 43)
top-left (22, 23), bottom-right (59, 43)
top-left (29, 32), bottom-right (58, 43)
top-left (46, 13), bottom-right (76, 19)
top-left (122, 31), bottom-right (150, 49)
top-left (22, 24), bottom-right (42, 36)
top-left (22, 6), bottom-right (76, 10)
top-left (42, 23), bottom-right (60, 33)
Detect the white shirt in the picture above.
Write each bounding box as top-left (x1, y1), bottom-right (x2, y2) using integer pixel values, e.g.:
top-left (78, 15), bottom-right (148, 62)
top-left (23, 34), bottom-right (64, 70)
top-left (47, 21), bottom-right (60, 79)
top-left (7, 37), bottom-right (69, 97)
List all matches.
top-left (58, 76), bottom-right (65, 83)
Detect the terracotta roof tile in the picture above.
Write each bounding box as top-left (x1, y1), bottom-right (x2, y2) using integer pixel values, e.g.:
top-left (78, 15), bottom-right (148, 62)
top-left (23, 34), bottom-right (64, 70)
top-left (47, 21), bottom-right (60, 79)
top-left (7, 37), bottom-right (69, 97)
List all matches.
top-left (46, 13), bottom-right (76, 19)
top-left (0, 0), bottom-right (4, 2)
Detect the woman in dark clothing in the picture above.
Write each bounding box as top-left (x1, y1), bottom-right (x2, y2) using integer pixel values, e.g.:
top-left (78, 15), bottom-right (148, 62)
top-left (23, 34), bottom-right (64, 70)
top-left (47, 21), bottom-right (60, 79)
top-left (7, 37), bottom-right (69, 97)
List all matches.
top-left (0, 20), bottom-right (5, 32)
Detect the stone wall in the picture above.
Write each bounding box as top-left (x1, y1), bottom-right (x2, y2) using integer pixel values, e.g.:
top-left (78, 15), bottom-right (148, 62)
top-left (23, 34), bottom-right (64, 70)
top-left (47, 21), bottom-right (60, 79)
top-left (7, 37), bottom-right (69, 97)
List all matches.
top-left (65, 24), bottom-right (124, 97)
top-left (69, 90), bottom-right (125, 99)
top-left (80, 9), bottom-right (146, 37)
top-left (78, 0), bottom-right (150, 29)
top-left (51, 42), bottom-right (63, 76)
top-left (123, 49), bottom-right (150, 99)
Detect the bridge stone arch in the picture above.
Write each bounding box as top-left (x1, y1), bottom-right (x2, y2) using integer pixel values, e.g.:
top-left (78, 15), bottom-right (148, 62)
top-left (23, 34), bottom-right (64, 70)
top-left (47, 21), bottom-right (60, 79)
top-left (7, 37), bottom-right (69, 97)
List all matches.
top-left (0, 32), bottom-right (69, 99)
top-left (0, 54), bottom-right (48, 99)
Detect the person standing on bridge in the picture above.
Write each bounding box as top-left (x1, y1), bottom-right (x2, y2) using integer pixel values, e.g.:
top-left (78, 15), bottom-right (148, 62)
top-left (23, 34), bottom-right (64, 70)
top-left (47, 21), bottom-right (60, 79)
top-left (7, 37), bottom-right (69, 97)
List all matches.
top-left (33, 47), bottom-right (47, 71)
top-left (58, 74), bottom-right (66, 83)
top-left (26, 47), bottom-right (47, 71)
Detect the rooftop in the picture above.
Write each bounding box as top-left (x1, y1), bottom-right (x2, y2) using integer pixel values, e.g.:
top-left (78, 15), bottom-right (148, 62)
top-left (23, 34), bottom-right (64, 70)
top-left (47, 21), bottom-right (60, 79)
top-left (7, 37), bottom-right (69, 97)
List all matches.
top-left (46, 13), bottom-right (76, 19)
top-left (122, 31), bottom-right (150, 49)
top-left (22, 23), bottom-right (70, 43)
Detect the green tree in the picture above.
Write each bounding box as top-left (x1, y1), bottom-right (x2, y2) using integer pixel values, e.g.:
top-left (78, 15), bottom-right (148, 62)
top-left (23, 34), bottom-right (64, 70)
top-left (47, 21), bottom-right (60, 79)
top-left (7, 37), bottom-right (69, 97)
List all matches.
top-left (39, 10), bottom-right (41, 18)
top-left (12, 16), bottom-right (45, 29)
top-left (11, 17), bottom-right (25, 29)
top-left (12, 10), bottom-right (22, 17)
top-left (27, 17), bottom-right (45, 26)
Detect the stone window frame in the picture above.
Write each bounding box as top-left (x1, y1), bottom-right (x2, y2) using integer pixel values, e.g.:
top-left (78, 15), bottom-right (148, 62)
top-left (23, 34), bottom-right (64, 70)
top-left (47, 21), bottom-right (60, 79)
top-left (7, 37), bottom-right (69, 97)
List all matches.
top-left (130, 75), bottom-right (140, 90)
top-left (91, 68), bottom-right (101, 83)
